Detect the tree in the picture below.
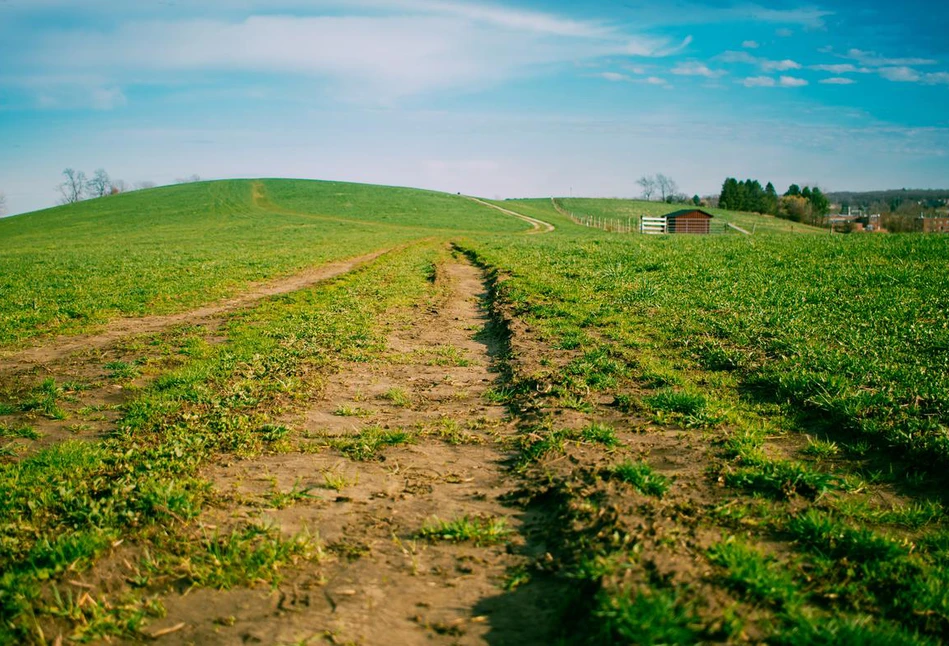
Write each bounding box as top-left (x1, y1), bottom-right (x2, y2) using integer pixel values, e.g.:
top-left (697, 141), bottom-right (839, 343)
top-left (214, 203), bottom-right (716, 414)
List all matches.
top-left (0, 191), bottom-right (6, 217)
top-left (785, 184), bottom-right (801, 197)
top-left (175, 174), bottom-right (201, 184)
top-left (58, 168), bottom-right (87, 204)
top-left (134, 181), bottom-right (157, 191)
top-left (111, 179), bottom-right (129, 194)
top-left (656, 174), bottom-right (678, 202)
top-left (764, 182), bottom-right (778, 214)
top-left (779, 195), bottom-right (812, 222)
top-left (808, 186), bottom-right (830, 219)
top-left (637, 175), bottom-right (657, 201)
top-left (86, 168), bottom-right (112, 198)
top-left (719, 177), bottom-right (740, 210)
top-left (692, 194), bottom-right (701, 206)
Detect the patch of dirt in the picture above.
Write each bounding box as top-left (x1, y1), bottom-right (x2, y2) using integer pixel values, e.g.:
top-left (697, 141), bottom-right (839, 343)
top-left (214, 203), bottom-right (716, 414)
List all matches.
top-left (142, 258), bottom-right (566, 645)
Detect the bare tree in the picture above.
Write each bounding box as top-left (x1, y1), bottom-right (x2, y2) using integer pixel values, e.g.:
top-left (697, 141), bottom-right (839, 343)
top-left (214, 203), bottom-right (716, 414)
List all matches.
top-left (637, 175), bottom-right (658, 201)
top-left (86, 168), bottom-right (112, 198)
top-left (0, 191), bottom-right (6, 217)
top-left (58, 168), bottom-right (87, 204)
top-left (175, 174), bottom-right (201, 184)
top-left (133, 181), bottom-right (156, 191)
top-left (656, 174), bottom-right (679, 202)
top-left (111, 179), bottom-right (129, 194)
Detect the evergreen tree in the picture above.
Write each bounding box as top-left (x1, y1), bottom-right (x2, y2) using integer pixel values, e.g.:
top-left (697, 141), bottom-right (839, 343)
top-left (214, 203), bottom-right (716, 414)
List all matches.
top-left (785, 184), bottom-right (801, 197)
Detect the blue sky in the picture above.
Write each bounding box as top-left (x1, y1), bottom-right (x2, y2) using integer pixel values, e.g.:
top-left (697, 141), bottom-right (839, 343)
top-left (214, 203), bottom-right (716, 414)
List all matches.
top-left (1, 0), bottom-right (948, 215)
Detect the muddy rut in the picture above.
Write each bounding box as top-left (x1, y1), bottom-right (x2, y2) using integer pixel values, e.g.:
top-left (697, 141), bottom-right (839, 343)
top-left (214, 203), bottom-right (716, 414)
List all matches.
top-left (141, 259), bottom-right (560, 645)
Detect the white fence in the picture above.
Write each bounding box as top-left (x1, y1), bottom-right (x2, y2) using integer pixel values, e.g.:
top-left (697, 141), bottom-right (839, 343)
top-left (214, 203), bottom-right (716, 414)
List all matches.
top-left (640, 216), bottom-right (667, 235)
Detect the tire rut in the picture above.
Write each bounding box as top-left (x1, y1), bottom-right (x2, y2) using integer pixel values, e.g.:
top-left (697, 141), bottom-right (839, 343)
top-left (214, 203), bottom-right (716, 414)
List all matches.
top-left (143, 257), bottom-right (563, 645)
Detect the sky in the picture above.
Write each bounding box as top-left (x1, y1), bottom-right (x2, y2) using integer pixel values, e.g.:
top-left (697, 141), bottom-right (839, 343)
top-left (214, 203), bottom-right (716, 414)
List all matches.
top-left (1, 0), bottom-right (948, 215)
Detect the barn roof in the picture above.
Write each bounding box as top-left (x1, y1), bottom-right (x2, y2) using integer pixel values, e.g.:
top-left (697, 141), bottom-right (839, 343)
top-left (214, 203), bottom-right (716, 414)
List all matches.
top-left (665, 209), bottom-right (715, 219)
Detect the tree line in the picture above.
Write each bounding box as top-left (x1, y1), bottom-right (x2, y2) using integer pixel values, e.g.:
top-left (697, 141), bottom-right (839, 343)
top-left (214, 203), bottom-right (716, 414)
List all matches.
top-left (719, 177), bottom-right (829, 226)
top-left (57, 169), bottom-right (200, 205)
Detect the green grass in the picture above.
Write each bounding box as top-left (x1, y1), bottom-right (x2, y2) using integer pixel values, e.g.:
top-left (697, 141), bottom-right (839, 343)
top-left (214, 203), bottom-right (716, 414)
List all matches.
top-left (0, 242), bottom-right (446, 641)
top-left (417, 515), bottom-right (511, 546)
top-left (609, 460), bottom-right (670, 497)
top-left (0, 179), bottom-right (529, 347)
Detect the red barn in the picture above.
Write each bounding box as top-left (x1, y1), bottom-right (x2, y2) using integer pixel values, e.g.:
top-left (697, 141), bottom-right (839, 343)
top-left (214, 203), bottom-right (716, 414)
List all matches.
top-left (666, 209), bottom-right (714, 234)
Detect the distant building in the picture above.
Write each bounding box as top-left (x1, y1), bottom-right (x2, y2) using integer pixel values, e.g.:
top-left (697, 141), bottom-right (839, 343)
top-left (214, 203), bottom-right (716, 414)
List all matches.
top-left (665, 209), bottom-right (714, 234)
top-left (916, 215), bottom-right (949, 233)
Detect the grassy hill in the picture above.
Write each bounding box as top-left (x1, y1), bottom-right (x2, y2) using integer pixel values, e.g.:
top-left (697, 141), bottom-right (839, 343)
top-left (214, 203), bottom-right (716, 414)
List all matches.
top-left (3, 178), bottom-right (948, 644)
top-left (0, 179), bottom-right (527, 347)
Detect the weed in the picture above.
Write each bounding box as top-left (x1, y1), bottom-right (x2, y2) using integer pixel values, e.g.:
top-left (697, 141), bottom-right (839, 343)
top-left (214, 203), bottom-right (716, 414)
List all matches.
top-left (0, 424), bottom-right (40, 440)
top-left (609, 461), bottom-right (670, 497)
top-left (417, 515), bottom-right (511, 546)
top-left (321, 426), bottom-right (413, 460)
top-left (382, 388), bottom-right (412, 407)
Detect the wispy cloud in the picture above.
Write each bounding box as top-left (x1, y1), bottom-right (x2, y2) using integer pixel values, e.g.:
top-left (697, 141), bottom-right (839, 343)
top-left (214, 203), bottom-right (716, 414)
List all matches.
top-left (761, 59), bottom-right (801, 72)
top-left (719, 51), bottom-right (802, 73)
top-left (741, 40), bottom-right (759, 49)
top-left (743, 76), bottom-right (775, 87)
top-left (779, 75), bottom-right (808, 87)
top-left (819, 77), bottom-right (856, 85)
top-left (6, 2), bottom-right (692, 104)
top-left (671, 61), bottom-right (726, 78)
top-left (845, 48), bottom-right (937, 67)
top-left (809, 63), bottom-right (870, 74)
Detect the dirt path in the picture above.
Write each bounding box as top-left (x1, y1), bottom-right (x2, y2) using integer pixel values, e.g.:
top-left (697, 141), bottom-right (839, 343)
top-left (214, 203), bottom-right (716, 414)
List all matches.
top-left (0, 250), bottom-right (392, 459)
top-left (142, 257), bottom-right (562, 645)
top-left (0, 250), bottom-right (390, 373)
top-left (465, 198), bottom-right (555, 234)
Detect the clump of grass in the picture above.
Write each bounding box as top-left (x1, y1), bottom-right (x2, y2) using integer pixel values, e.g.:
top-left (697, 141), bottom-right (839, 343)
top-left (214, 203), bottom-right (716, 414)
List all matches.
top-left (513, 423), bottom-right (620, 470)
top-left (417, 515), bottom-right (511, 546)
top-left (269, 480), bottom-right (316, 509)
top-left (382, 388), bottom-right (412, 407)
top-left (707, 538), bottom-right (801, 611)
top-left (580, 423), bottom-right (620, 447)
top-left (590, 585), bottom-right (703, 644)
top-left (323, 426), bottom-right (412, 460)
top-left (0, 424), bottom-right (41, 440)
top-left (21, 378), bottom-right (67, 420)
top-left (802, 436), bottom-right (840, 459)
top-left (321, 470), bottom-right (355, 491)
top-left (333, 405), bottom-right (372, 418)
top-left (149, 524), bottom-right (321, 589)
top-left (724, 459), bottom-right (838, 501)
top-left (105, 360), bottom-right (140, 380)
top-left (609, 461), bottom-right (670, 497)
top-left (422, 417), bottom-right (484, 445)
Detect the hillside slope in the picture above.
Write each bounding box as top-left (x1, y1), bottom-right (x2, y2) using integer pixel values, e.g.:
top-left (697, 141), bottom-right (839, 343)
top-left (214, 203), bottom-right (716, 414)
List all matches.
top-left (0, 179), bottom-right (529, 347)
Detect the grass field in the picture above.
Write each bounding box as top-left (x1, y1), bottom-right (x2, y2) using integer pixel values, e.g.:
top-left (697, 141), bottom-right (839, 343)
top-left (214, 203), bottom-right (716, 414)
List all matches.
top-left (0, 179), bottom-right (525, 347)
top-left (1, 180), bottom-right (947, 643)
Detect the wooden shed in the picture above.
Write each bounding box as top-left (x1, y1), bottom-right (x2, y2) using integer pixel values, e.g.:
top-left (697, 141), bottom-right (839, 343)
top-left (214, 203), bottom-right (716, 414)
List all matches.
top-left (666, 209), bottom-right (714, 234)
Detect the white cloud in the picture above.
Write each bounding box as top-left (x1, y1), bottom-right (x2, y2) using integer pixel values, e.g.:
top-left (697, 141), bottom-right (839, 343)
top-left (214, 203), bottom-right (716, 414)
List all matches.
top-left (742, 40), bottom-right (759, 49)
top-left (810, 63), bottom-right (870, 74)
top-left (879, 66), bottom-right (922, 82)
top-left (597, 72), bottom-right (631, 82)
top-left (762, 59), bottom-right (801, 72)
top-left (671, 62), bottom-right (725, 78)
top-left (776, 28), bottom-right (794, 37)
top-left (846, 48), bottom-right (936, 67)
top-left (743, 76), bottom-right (776, 87)
top-left (645, 76), bottom-right (668, 86)
top-left (718, 50), bottom-right (759, 65)
top-left (779, 75), bottom-right (808, 87)
top-left (924, 72), bottom-right (949, 86)
top-left (819, 77), bottom-right (856, 85)
top-left (19, 9), bottom-right (690, 103)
